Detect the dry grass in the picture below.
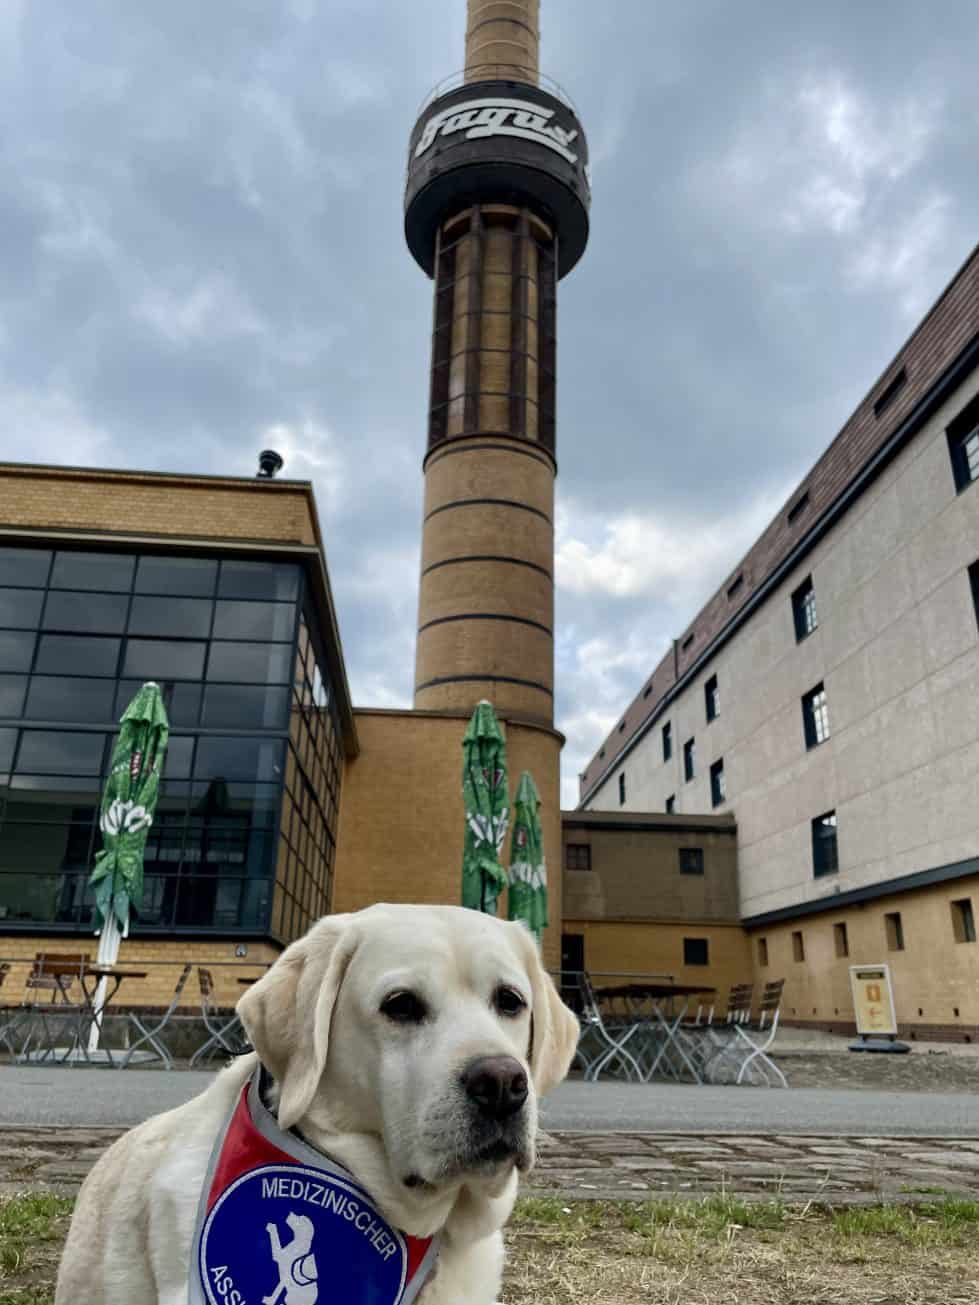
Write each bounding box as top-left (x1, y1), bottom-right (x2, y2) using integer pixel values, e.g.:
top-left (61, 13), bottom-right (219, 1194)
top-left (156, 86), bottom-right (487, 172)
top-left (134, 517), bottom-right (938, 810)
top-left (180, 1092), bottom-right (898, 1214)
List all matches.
top-left (4, 1192), bottom-right (979, 1304)
top-left (502, 1196), bottom-right (979, 1304)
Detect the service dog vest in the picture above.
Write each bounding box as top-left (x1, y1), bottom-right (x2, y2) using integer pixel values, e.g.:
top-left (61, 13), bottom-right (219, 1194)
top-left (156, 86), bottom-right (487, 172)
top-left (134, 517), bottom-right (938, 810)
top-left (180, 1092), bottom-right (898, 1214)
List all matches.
top-left (189, 1067), bottom-right (440, 1305)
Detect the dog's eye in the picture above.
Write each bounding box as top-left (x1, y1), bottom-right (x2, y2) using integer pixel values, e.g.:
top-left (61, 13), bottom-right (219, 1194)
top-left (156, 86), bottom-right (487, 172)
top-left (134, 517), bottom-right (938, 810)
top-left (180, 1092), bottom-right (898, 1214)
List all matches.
top-left (380, 991), bottom-right (428, 1023)
top-left (494, 986), bottom-right (527, 1017)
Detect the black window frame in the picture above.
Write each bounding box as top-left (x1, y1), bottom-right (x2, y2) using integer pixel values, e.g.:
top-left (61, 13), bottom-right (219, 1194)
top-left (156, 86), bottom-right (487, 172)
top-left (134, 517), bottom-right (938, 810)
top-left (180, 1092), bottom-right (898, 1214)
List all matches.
top-left (704, 673), bottom-right (719, 723)
top-left (952, 898), bottom-right (977, 944)
top-left (618, 772), bottom-right (626, 806)
top-left (679, 847), bottom-right (704, 876)
top-left (662, 721), bottom-right (672, 762)
top-left (970, 561), bottom-right (979, 633)
top-left (683, 737), bottom-right (695, 783)
top-left (709, 758), bottom-right (725, 807)
top-left (884, 911), bottom-right (905, 953)
top-left (811, 810), bottom-right (838, 878)
top-left (665, 794), bottom-right (675, 814)
top-left (683, 937), bottom-right (709, 967)
top-left (947, 395), bottom-right (979, 492)
top-left (834, 921), bottom-right (849, 958)
top-left (802, 682), bottom-right (831, 749)
top-left (565, 843), bottom-right (591, 872)
top-left (792, 575), bottom-right (818, 642)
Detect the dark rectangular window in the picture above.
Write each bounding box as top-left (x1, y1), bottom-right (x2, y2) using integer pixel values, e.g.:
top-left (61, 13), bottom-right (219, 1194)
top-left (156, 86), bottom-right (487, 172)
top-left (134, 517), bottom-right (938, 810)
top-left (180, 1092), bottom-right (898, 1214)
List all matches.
top-left (951, 898), bottom-right (977, 944)
top-left (0, 675), bottom-right (27, 716)
top-left (135, 556), bottom-right (217, 596)
top-left (802, 683), bottom-right (831, 748)
top-left (201, 684), bottom-right (290, 730)
top-left (0, 631), bottom-right (34, 672)
top-left (709, 758), bottom-right (725, 807)
top-left (757, 937), bottom-right (769, 967)
top-left (683, 737), bottom-right (695, 782)
top-left (0, 589), bottom-right (44, 629)
top-left (792, 576), bottom-right (818, 642)
top-left (42, 591), bottom-right (129, 634)
top-left (873, 366), bottom-right (907, 418)
top-left (618, 772), bottom-right (626, 805)
top-left (787, 491), bottom-right (810, 524)
top-left (662, 722), bottom-right (672, 761)
top-left (128, 596), bottom-right (212, 639)
top-left (0, 549), bottom-right (51, 588)
top-left (35, 634), bottom-right (120, 677)
top-left (834, 922), bottom-right (849, 958)
top-left (213, 600), bottom-right (295, 642)
top-left (25, 677), bottom-right (115, 724)
top-left (218, 561), bottom-right (300, 602)
top-left (665, 794), bottom-right (675, 814)
top-left (679, 847), bottom-right (704, 876)
top-left (565, 843), bottom-right (591, 871)
top-left (970, 561), bottom-right (979, 631)
top-left (704, 674), bottom-right (719, 722)
top-left (947, 400), bottom-right (979, 492)
top-left (206, 642), bottom-right (293, 684)
top-left (123, 639), bottom-right (206, 681)
top-left (683, 937), bottom-right (709, 966)
top-left (812, 810), bottom-right (838, 878)
top-left (884, 911), bottom-right (905, 952)
top-left (16, 730), bottom-right (106, 775)
top-left (50, 552), bottom-right (134, 592)
top-left (792, 930), bottom-right (805, 962)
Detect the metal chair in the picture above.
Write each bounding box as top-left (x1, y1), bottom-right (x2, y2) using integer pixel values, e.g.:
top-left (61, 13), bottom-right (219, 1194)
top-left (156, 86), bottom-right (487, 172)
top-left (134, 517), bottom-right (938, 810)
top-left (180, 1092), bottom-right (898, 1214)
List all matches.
top-left (700, 983), bottom-right (755, 1082)
top-left (118, 963), bottom-right (194, 1070)
top-left (721, 980), bottom-right (787, 1088)
top-left (189, 968), bottom-right (247, 1067)
top-left (0, 964), bottom-right (20, 1058)
top-left (576, 972), bottom-right (644, 1082)
top-left (17, 954), bottom-right (89, 1063)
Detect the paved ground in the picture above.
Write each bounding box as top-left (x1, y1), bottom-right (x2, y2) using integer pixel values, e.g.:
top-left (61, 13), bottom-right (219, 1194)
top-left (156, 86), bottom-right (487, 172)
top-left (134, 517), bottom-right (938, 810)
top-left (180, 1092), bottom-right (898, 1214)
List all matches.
top-left (4, 1124), bottom-right (979, 1206)
top-left (3, 1062), bottom-right (979, 1134)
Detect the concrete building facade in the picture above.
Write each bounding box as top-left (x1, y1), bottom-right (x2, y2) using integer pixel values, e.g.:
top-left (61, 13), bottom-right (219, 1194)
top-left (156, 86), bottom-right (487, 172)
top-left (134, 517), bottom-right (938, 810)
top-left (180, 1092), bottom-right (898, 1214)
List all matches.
top-left (579, 247), bottom-right (979, 1039)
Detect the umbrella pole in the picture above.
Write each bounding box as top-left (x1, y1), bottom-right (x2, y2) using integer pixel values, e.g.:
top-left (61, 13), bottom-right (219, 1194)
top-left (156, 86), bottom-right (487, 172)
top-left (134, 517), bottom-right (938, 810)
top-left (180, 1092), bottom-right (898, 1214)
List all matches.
top-left (87, 914), bottom-right (121, 1054)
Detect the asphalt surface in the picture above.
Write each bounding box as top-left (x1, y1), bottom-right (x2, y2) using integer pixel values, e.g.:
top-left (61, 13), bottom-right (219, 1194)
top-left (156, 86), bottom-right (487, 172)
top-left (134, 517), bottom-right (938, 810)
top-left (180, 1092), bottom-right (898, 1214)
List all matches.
top-left (1, 1066), bottom-right (978, 1136)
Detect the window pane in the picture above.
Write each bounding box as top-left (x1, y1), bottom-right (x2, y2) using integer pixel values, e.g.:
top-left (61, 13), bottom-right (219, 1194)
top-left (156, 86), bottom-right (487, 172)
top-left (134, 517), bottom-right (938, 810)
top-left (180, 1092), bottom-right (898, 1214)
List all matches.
top-left (115, 679), bottom-right (201, 728)
top-left (0, 726), bottom-right (15, 771)
top-left (207, 642), bottom-right (292, 684)
top-left (25, 677), bottom-right (115, 724)
top-left (0, 675), bottom-right (26, 716)
top-left (135, 556), bottom-right (217, 596)
top-left (202, 685), bottom-right (290, 730)
top-left (0, 870), bottom-right (63, 923)
top-left (190, 779), bottom-right (280, 827)
top-left (195, 736), bottom-right (284, 784)
top-left (0, 588), bottom-right (44, 629)
top-left (213, 601), bottom-right (295, 642)
top-left (41, 591), bottom-right (129, 634)
top-left (0, 631), bottom-right (34, 672)
top-left (162, 735), bottom-right (195, 780)
top-left (218, 561), bottom-right (300, 602)
top-left (1, 789), bottom-right (99, 821)
top-left (50, 551), bottom-right (135, 592)
top-left (123, 639), bottom-right (206, 681)
top-left (35, 634), bottom-right (120, 676)
top-left (15, 730), bottom-right (105, 775)
top-left (128, 595), bottom-right (212, 639)
top-left (0, 548), bottom-right (51, 588)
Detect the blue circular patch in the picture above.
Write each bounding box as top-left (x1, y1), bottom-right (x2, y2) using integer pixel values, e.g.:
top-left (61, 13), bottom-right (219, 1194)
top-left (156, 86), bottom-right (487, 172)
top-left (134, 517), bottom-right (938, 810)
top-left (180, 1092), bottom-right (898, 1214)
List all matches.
top-left (199, 1164), bottom-right (408, 1305)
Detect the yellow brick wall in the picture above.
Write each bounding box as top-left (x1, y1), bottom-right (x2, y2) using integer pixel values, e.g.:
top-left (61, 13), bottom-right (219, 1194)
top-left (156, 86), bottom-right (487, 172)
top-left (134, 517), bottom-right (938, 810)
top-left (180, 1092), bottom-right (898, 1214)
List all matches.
top-left (0, 936), bottom-right (281, 1009)
top-left (749, 874), bottom-right (979, 1036)
top-left (0, 464), bottom-right (317, 547)
top-left (333, 708), bottom-right (563, 970)
top-left (563, 919), bottom-right (752, 1003)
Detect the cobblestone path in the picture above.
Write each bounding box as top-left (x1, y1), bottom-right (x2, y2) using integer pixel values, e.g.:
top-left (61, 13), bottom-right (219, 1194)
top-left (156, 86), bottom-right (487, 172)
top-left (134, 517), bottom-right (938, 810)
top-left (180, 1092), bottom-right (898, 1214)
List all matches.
top-left (4, 1126), bottom-right (979, 1205)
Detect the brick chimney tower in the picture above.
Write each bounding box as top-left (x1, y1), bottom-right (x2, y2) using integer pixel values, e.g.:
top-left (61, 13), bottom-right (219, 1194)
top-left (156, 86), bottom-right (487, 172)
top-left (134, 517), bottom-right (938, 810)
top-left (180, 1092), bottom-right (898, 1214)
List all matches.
top-left (405, 0), bottom-right (590, 728)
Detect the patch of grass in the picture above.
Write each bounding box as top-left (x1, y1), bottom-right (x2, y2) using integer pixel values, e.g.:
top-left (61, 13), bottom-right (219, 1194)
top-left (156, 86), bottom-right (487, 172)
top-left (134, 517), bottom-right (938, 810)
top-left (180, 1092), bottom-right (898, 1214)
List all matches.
top-left (0, 1193), bottom-right (74, 1305)
top-left (832, 1198), bottom-right (979, 1246)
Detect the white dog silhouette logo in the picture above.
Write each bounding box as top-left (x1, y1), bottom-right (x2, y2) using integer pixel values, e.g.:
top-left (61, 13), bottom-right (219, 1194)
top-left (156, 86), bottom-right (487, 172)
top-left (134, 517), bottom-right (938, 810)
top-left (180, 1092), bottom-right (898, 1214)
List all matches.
top-left (262, 1212), bottom-right (319, 1305)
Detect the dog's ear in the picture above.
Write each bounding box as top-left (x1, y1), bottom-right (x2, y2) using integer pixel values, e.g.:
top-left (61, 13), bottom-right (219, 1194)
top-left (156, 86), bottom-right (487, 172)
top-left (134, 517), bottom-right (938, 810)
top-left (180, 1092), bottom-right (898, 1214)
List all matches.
top-left (237, 914), bottom-right (358, 1130)
top-left (510, 922), bottom-right (580, 1097)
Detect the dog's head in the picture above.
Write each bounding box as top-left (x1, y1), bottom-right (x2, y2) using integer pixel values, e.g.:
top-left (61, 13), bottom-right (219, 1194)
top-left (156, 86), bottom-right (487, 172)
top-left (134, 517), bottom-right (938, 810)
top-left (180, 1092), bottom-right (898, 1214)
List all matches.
top-left (237, 904), bottom-right (578, 1208)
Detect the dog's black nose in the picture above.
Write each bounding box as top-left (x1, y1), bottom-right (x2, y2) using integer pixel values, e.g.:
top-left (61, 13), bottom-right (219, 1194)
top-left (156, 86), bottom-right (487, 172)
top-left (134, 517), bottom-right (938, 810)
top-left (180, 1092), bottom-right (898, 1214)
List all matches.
top-left (462, 1056), bottom-right (529, 1120)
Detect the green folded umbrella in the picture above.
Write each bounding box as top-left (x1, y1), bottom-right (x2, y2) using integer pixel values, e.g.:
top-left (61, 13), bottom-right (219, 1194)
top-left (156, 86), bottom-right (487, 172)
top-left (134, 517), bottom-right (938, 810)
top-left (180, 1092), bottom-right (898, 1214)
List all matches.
top-left (461, 700), bottom-right (509, 915)
top-left (508, 770), bottom-right (548, 940)
top-left (89, 681), bottom-right (170, 939)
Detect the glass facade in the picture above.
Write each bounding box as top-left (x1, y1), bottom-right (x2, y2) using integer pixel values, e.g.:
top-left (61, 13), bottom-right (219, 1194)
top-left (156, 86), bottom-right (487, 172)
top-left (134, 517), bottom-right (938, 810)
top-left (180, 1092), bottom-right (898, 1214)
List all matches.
top-left (0, 546), bottom-right (343, 940)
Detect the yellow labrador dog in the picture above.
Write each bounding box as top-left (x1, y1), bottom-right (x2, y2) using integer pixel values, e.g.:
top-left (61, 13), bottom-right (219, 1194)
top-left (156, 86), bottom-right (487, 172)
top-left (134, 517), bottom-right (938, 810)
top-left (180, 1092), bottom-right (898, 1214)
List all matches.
top-left (55, 904), bottom-right (579, 1305)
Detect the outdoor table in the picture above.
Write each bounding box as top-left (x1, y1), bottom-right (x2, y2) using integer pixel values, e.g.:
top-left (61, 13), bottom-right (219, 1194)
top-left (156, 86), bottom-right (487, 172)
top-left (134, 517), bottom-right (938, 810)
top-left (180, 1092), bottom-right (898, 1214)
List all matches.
top-left (75, 966), bottom-right (149, 1066)
top-left (597, 983), bottom-right (716, 1084)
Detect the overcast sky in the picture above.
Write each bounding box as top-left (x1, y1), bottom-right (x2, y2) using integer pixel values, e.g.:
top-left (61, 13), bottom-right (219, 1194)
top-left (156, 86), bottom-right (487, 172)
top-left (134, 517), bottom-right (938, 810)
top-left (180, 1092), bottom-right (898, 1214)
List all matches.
top-left (3, 1), bottom-right (979, 807)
